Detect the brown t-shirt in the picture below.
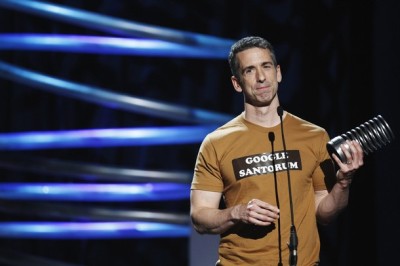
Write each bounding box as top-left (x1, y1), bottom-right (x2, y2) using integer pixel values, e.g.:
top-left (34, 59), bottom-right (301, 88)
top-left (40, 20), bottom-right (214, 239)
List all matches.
top-left (191, 112), bottom-right (335, 266)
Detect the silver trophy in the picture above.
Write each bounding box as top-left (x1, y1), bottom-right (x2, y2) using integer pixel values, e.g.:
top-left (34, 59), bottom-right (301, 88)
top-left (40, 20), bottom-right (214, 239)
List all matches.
top-left (327, 115), bottom-right (395, 163)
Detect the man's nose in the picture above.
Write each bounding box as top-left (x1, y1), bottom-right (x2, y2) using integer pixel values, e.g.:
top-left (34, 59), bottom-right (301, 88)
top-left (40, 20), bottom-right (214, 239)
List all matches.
top-left (256, 69), bottom-right (266, 82)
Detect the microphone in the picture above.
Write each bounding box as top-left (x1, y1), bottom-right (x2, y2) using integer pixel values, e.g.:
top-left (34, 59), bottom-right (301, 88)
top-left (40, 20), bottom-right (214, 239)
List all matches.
top-left (277, 106), bottom-right (298, 266)
top-left (269, 131), bottom-right (283, 266)
top-left (268, 132), bottom-right (275, 142)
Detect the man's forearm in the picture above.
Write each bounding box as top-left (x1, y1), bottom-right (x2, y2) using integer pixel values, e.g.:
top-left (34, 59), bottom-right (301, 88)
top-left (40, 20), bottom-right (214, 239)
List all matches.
top-left (317, 178), bottom-right (351, 225)
top-left (191, 206), bottom-right (241, 235)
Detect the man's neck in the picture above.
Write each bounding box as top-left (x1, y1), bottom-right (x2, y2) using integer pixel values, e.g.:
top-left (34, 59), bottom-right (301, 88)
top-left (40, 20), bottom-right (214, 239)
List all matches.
top-left (243, 103), bottom-right (285, 127)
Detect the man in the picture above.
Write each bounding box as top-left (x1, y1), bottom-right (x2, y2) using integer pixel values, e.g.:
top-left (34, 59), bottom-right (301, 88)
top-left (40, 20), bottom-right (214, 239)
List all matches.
top-left (190, 36), bottom-right (363, 265)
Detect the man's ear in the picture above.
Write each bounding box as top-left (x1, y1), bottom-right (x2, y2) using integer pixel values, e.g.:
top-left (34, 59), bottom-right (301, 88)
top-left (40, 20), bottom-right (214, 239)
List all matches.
top-left (231, 76), bottom-right (242, 92)
top-left (276, 65), bottom-right (282, 83)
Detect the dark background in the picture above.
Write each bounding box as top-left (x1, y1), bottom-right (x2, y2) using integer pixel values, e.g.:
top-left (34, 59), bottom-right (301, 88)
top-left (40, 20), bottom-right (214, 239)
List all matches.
top-left (0, 0), bottom-right (399, 265)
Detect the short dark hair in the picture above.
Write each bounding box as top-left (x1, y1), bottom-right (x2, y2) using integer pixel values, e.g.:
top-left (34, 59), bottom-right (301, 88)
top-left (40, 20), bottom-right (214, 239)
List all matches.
top-left (228, 36), bottom-right (277, 78)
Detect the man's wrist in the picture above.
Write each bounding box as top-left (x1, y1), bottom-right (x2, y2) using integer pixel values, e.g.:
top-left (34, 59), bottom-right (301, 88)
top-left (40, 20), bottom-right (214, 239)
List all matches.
top-left (336, 170), bottom-right (353, 188)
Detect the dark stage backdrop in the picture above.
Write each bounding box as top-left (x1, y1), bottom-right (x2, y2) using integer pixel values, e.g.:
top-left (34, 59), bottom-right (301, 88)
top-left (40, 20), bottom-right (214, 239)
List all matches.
top-left (0, 1), bottom-right (399, 265)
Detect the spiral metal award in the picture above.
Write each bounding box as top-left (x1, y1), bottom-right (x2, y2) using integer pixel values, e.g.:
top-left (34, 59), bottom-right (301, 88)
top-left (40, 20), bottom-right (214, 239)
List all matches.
top-left (326, 115), bottom-right (395, 163)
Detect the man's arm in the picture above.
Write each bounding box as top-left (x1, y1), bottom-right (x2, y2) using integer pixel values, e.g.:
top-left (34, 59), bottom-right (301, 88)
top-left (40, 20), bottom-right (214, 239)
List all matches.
top-left (315, 140), bottom-right (363, 225)
top-left (190, 190), bottom-right (240, 234)
top-left (315, 182), bottom-right (350, 225)
top-left (190, 190), bottom-right (280, 234)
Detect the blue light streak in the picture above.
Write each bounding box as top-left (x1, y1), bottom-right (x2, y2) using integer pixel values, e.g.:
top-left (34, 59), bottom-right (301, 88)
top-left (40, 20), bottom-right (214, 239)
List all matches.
top-left (0, 0), bottom-right (234, 48)
top-left (0, 34), bottom-right (230, 58)
top-left (0, 183), bottom-right (190, 201)
top-left (0, 156), bottom-right (193, 183)
top-left (0, 126), bottom-right (218, 150)
top-left (0, 61), bottom-right (233, 124)
top-left (0, 221), bottom-right (190, 239)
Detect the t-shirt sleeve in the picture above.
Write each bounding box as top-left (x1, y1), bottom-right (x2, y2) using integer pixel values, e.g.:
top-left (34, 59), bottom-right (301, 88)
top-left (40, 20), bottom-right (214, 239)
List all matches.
top-left (312, 130), bottom-right (335, 191)
top-left (191, 135), bottom-right (224, 192)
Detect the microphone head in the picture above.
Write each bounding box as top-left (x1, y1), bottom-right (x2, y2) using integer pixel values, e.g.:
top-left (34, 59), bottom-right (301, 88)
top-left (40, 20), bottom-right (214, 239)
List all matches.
top-left (277, 106), bottom-right (284, 117)
top-left (268, 132), bottom-right (275, 142)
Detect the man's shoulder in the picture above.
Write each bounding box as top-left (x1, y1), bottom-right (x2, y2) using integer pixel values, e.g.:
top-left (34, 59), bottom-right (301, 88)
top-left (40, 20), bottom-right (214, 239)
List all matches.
top-left (287, 112), bottom-right (326, 132)
top-left (206, 113), bottom-right (246, 139)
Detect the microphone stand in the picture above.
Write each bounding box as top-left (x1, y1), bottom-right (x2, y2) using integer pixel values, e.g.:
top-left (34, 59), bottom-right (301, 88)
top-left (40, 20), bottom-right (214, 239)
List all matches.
top-left (277, 106), bottom-right (298, 266)
top-left (269, 132), bottom-right (283, 266)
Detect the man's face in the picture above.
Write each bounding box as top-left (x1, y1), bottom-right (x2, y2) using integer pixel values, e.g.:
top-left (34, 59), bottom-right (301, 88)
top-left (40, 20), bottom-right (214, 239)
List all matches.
top-left (231, 47), bottom-right (282, 107)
